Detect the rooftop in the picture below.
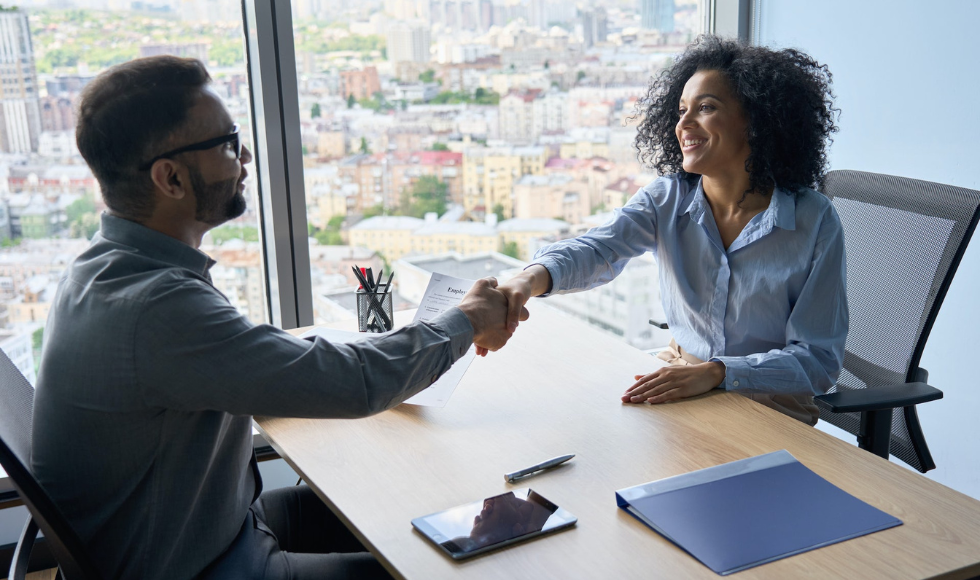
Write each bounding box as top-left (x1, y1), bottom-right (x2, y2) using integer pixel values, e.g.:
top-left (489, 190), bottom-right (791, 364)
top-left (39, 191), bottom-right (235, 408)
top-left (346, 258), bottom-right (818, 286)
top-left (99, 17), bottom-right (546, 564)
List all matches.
top-left (399, 252), bottom-right (526, 280)
top-left (496, 218), bottom-right (569, 232)
top-left (351, 216), bottom-right (426, 230)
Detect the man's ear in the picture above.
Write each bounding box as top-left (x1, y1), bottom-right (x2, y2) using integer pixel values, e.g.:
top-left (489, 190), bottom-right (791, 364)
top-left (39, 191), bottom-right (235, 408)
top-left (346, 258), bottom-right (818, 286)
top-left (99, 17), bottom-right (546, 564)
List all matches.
top-left (149, 160), bottom-right (188, 201)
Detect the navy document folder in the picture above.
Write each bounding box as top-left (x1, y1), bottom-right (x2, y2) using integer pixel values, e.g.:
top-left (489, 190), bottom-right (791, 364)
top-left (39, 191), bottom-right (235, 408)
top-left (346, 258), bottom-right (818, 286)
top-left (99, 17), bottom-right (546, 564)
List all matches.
top-left (615, 450), bottom-right (902, 575)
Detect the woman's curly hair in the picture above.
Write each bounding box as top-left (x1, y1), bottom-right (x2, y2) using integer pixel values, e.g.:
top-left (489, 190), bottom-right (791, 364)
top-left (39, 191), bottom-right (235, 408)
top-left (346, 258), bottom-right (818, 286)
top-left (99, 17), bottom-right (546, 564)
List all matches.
top-left (633, 35), bottom-right (839, 196)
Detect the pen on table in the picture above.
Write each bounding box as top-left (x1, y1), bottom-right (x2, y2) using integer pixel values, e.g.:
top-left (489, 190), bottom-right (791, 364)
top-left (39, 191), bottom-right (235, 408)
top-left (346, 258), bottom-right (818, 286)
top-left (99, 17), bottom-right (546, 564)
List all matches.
top-left (505, 454), bottom-right (574, 483)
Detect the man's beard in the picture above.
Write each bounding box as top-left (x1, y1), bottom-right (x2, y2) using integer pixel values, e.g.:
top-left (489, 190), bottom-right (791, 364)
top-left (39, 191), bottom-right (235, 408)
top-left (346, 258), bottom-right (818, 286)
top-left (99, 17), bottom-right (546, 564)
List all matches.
top-left (188, 165), bottom-right (247, 226)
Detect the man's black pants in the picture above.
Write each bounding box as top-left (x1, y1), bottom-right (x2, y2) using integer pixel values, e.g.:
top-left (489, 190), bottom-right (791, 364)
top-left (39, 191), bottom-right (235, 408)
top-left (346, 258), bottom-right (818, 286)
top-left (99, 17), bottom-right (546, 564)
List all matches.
top-left (203, 485), bottom-right (394, 580)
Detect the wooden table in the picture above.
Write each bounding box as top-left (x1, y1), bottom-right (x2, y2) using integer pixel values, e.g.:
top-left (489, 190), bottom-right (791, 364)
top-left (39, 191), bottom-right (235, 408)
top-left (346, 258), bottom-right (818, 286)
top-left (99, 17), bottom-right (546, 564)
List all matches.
top-left (256, 304), bottom-right (980, 579)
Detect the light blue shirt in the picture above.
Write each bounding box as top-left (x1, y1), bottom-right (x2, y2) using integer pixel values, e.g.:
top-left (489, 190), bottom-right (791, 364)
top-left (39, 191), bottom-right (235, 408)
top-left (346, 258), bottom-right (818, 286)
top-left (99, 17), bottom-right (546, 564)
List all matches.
top-left (531, 174), bottom-right (848, 396)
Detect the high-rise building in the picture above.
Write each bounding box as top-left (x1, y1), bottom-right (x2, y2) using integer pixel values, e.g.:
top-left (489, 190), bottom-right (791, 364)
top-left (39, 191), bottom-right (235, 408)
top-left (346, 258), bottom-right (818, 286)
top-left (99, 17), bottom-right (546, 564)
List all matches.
top-left (0, 9), bottom-right (41, 154)
top-left (340, 67), bottom-right (381, 100)
top-left (581, 8), bottom-right (608, 48)
top-left (386, 20), bottom-right (432, 64)
top-left (582, 10), bottom-right (595, 48)
top-left (595, 7), bottom-right (608, 42)
top-left (640, 0), bottom-right (675, 32)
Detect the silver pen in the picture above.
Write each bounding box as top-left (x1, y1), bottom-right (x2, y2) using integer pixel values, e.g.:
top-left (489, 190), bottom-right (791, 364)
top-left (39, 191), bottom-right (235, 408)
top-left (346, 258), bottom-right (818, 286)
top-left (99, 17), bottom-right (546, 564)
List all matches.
top-left (505, 454), bottom-right (575, 483)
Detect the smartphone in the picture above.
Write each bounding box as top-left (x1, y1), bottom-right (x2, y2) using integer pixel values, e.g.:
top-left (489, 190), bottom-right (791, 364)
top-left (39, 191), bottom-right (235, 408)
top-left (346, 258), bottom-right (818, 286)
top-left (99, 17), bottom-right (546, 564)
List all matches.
top-left (411, 488), bottom-right (577, 560)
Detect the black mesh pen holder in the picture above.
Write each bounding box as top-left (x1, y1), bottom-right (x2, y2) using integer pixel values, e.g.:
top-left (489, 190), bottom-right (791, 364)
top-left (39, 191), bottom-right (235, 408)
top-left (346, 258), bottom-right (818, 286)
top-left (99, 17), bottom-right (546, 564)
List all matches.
top-left (356, 289), bottom-right (393, 333)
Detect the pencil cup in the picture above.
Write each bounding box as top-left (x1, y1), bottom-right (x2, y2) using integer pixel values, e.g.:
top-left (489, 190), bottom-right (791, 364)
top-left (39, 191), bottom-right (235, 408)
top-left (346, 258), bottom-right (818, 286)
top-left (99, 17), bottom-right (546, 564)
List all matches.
top-left (356, 289), bottom-right (393, 333)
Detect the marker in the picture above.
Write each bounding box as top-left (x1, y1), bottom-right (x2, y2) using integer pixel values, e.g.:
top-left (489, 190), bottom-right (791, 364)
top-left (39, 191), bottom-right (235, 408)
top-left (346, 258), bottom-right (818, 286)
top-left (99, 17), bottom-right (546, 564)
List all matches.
top-left (505, 454), bottom-right (575, 483)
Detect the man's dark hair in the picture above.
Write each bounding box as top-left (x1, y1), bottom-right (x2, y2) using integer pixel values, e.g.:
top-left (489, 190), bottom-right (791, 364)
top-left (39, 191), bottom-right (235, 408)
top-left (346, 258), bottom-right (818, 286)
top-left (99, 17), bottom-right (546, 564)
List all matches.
top-left (633, 35), bottom-right (839, 196)
top-left (76, 56), bottom-right (212, 221)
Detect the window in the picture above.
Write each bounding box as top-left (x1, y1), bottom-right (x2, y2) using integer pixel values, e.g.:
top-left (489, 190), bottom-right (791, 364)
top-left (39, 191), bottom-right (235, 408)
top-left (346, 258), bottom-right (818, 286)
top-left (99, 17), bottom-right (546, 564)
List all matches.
top-left (0, 1), bottom-right (269, 486)
top-left (289, 0), bottom-right (703, 350)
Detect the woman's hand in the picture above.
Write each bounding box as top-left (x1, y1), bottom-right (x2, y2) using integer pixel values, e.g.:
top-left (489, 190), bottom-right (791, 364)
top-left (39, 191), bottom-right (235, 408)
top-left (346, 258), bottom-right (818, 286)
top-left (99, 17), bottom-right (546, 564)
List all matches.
top-left (478, 265), bottom-right (553, 356)
top-left (622, 361), bottom-right (726, 404)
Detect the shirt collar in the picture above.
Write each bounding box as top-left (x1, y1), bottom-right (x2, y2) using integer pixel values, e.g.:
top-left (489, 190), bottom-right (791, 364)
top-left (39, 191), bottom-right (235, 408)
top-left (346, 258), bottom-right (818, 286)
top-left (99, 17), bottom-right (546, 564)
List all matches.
top-left (679, 178), bottom-right (707, 220)
top-left (768, 186), bottom-right (797, 231)
top-left (98, 213), bottom-right (216, 276)
top-left (680, 178), bottom-right (797, 232)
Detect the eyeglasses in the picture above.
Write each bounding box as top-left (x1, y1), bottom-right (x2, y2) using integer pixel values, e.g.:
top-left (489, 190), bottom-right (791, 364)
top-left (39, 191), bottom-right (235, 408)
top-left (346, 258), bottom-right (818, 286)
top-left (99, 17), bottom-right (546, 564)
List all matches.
top-left (139, 124), bottom-right (242, 171)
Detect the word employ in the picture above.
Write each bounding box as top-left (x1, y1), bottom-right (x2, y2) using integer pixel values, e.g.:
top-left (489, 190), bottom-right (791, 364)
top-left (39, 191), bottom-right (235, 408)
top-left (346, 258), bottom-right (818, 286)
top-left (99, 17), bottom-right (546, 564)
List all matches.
top-left (447, 287), bottom-right (466, 295)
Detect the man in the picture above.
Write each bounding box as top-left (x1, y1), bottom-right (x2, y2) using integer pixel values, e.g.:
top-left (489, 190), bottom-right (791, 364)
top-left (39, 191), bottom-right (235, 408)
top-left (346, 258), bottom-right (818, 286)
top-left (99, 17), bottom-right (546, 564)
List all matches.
top-left (31, 56), bottom-right (525, 579)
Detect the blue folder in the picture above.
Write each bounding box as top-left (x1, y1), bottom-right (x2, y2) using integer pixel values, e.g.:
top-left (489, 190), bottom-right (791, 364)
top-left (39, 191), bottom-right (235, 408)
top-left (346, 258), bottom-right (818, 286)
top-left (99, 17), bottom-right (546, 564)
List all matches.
top-left (616, 450), bottom-right (902, 575)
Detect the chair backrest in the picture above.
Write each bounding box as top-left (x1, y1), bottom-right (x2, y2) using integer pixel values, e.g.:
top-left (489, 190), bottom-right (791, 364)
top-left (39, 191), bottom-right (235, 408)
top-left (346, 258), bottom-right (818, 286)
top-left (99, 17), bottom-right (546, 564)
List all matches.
top-left (820, 170), bottom-right (980, 472)
top-left (0, 349), bottom-right (102, 579)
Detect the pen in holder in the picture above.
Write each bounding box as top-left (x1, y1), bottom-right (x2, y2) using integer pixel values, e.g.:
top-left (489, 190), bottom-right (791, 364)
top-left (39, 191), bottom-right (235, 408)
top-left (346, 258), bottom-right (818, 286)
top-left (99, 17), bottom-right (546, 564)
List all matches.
top-left (356, 287), bottom-right (393, 333)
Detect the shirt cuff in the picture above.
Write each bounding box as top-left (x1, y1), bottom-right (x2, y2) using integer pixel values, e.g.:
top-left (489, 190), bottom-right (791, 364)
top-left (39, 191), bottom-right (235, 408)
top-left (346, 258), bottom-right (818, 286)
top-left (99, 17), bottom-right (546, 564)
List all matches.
top-left (709, 356), bottom-right (749, 391)
top-left (527, 260), bottom-right (558, 296)
top-left (430, 307), bottom-right (476, 361)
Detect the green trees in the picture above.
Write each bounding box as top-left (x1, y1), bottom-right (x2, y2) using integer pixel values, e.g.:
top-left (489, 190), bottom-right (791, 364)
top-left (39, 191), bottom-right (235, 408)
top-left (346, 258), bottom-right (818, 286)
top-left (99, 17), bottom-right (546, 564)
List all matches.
top-left (311, 103), bottom-right (321, 118)
top-left (492, 203), bottom-right (506, 223)
top-left (347, 94), bottom-right (356, 109)
top-left (419, 69), bottom-right (436, 83)
top-left (66, 197), bottom-right (95, 224)
top-left (357, 91), bottom-right (393, 112)
top-left (429, 89), bottom-right (499, 105)
top-left (66, 197), bottom-right (99, 239)
top-left (400, 176), bottom-right (447, 218)
top-left (208, 225), bottom-right (259, 244)
top-left (210, 39), bottom-right (244, 67)
top-left (473, 88), bottom-right (500, 105)
top-left (359, 137), bottom-right (371, 154)
top-left (309, 215), bottom-right (346, 246)
top-left (69, 214), bottom-right (100, 240)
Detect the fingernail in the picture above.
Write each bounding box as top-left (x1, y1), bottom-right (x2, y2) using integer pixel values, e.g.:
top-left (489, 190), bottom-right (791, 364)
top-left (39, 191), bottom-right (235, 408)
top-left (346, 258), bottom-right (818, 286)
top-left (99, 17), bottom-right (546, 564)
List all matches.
top-left (508, 322), bottom-right (518, 332)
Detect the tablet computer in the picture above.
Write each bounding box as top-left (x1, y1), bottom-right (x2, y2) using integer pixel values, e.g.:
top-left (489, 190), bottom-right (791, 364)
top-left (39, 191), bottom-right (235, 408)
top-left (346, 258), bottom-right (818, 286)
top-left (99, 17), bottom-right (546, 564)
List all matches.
top-left (411, 489), bottom-right (577, 560)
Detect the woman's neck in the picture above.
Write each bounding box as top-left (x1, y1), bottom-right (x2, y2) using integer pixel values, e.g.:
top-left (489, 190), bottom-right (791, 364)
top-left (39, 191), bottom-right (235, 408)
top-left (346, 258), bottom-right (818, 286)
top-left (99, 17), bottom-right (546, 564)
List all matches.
top-left (701, 172), bottom-right (770, 219)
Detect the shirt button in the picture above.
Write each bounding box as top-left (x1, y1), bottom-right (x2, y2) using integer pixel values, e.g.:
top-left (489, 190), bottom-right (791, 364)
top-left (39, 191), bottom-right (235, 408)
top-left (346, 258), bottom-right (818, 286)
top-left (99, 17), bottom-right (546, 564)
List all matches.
top-left (732, 380), bottom-right (740, 387)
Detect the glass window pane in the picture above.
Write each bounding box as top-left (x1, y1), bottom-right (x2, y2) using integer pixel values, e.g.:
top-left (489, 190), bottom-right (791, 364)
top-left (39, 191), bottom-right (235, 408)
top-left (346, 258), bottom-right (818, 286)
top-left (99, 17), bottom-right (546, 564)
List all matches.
top-left (0, 3), bottom-right (268, 394)
top-left (291, 0), bottom-right (699, 350)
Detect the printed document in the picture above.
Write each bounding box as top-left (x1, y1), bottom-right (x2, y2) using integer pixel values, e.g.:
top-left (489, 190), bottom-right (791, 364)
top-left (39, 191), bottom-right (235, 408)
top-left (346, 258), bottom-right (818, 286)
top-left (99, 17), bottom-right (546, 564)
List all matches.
top-left (300, 273), bottom-right (476, 407)
top-left (404, 273), bottom-right (476, 407)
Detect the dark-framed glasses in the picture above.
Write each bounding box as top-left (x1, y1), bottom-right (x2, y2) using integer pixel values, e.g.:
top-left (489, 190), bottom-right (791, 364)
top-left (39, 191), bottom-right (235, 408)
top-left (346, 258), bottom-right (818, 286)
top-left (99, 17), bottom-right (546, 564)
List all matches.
top-left (139, 124), bottom-right (241, 171)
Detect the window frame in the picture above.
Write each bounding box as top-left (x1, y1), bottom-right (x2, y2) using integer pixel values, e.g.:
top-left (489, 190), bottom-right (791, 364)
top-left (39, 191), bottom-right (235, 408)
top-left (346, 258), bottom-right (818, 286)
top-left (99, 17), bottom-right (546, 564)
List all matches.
top-left (242, 0), bottom-right (314, 329)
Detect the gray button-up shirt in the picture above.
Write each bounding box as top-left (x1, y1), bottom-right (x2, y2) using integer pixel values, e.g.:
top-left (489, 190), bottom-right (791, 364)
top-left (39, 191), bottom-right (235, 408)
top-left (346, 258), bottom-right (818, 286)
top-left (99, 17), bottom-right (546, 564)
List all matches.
top-left (31, 214), bottom-right (473, 579)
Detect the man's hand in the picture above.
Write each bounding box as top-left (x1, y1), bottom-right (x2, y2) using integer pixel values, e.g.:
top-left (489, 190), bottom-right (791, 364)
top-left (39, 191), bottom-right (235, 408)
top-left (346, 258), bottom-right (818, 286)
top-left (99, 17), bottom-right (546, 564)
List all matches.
top-left (622, 362), bottom-right (725, 404)
top-left (457, 277), bottom-right (529, 356)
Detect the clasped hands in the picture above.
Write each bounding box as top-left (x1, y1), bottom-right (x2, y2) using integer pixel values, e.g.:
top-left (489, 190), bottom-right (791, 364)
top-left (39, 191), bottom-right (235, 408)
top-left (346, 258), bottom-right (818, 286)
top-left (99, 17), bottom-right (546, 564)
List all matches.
top-left (457, 277), bottom-right (530, 357)
top-left (461, 270), bottom-right (726, 404)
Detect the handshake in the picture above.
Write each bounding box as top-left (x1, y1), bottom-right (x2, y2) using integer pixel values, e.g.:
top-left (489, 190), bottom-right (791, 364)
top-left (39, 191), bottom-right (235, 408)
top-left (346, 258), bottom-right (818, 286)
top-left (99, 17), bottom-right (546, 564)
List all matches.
top-left (456, 266), bottom-right (552, 357)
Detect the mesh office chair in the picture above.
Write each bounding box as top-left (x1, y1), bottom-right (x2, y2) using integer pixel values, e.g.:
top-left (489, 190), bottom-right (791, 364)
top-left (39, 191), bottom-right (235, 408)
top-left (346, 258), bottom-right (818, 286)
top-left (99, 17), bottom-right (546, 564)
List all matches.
top-left (0, 350), bottom-right (102, 579)
top-left (814, 170), bottom-right (980, 473)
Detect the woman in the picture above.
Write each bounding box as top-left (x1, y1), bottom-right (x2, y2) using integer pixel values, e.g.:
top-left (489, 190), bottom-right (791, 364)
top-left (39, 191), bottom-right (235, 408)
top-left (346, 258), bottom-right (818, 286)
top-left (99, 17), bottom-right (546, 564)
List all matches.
top-left (497, 36), bottom-right (846, 425)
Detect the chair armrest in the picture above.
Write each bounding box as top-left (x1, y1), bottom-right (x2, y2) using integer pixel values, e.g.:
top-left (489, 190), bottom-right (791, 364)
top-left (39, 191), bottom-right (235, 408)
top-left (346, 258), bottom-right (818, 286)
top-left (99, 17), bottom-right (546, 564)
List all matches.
top-left (815, 382), bottom-right (942, 413)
